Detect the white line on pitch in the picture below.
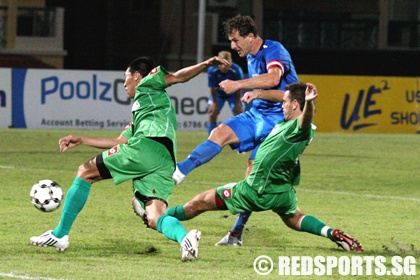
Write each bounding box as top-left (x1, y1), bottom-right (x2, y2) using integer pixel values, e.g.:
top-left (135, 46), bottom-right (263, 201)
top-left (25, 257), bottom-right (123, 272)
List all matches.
top-left (0, 165), bottom-right (14, 169)
top-left (0, 166), bottom-right (69, 173)
top-left (0, 272), bottom-right (67, 280)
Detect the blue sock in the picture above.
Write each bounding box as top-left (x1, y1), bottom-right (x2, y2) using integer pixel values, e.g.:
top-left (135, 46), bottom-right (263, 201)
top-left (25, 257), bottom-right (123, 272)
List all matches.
top-left (52, 177), bottom-right (92, 238)
top-left (156, 214), bottom-right (188, 244)
top-left (177, 140), bottom-right (222, 175)
top-left (230, 211), bottom-right (252, 240)
top-left (207, 122), bottom-right (217, 135)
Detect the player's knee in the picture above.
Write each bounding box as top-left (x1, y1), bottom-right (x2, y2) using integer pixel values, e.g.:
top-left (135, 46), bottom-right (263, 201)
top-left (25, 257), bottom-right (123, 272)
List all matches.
top-left (145, 214), bottom-right (158, 229)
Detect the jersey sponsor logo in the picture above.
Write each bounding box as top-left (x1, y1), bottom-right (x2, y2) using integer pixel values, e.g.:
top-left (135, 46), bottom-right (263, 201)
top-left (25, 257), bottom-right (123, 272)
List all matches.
top-left (222, 189), bottom-right (232, 199)
top-left (108, 146), bottom-right (118, 156)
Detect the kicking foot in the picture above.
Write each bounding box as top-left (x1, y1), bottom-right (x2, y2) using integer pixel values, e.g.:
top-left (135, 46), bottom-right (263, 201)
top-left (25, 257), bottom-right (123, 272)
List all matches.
top-left (131, 197), bottom-right (148, 226)
top-left (332, 229), bottom-right (363, 252)
top-left (30, 230), bottom-right (69, 252)
top-left (172, 165), bottom-right (185, 185)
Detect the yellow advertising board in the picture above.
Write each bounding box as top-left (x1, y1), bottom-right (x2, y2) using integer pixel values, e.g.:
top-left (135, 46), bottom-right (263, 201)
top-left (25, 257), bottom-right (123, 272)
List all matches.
top-left (300, 75), bottom-right (420, 134)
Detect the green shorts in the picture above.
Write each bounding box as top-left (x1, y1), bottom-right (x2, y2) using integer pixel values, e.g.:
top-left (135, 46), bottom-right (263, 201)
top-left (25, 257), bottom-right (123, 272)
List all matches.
top-left (102, 137), bottom-right (175, 204)
top-left (216, 180), bottom-right (298, 215)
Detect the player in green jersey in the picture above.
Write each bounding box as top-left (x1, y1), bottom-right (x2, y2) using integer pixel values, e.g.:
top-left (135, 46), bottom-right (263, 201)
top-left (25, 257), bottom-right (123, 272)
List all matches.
top-left (30, 55), bottom-right (229, 261)
top-left (165, 82), bottom-right (363, 252)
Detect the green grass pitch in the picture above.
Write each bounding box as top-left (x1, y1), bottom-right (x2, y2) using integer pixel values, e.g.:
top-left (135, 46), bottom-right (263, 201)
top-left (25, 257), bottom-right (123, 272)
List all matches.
top-left (0, 129), bottom-right (418, 279)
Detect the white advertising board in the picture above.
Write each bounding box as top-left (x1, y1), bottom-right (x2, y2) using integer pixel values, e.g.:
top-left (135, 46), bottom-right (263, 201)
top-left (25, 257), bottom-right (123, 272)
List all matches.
top-left (0, 69), bottom-right (12, 128)
top-left (11, 69), bottom-right (234, 131)
top-left (167, 73), bottom-right (234, 130)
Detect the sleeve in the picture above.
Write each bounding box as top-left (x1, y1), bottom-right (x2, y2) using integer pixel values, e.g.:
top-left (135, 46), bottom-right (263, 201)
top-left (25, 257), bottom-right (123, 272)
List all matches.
top-left (264, 41), bottom-right (285, 75)
top-left (286, 119), bottom-right (311, 143)
top-left (120, 122), bottom-right (133, 139)
top-left (138, 66), bottom-right (169, 91)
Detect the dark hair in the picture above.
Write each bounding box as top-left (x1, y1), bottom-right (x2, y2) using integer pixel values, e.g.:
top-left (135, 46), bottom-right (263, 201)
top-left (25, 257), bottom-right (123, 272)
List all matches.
top-left (286, 82), bottom-right (307, 111)
top-left (222, 15), bottom-right (258, 38)
top-left (127, 56), bottom-right (157, 77)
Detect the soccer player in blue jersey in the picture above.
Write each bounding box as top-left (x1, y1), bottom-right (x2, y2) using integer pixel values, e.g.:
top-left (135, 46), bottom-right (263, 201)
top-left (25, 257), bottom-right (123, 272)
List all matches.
top-left (172, 15), bottom-right (298, 246)
top-left (167, 82), bottom-right (363, 253)
top-left (207, 51), bottom-right (244, 135)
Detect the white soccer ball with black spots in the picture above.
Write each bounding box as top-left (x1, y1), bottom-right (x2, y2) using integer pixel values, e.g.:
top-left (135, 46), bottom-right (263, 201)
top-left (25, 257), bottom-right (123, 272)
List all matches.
top-left (30, 179), bottom-right (63, 212)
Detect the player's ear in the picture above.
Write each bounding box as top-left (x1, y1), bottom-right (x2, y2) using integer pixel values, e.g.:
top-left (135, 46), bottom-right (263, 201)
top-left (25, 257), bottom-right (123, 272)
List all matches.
top-left (134, 71), bottom-right (142, 82)
top-left (247, 33), bottom-right (254, 42)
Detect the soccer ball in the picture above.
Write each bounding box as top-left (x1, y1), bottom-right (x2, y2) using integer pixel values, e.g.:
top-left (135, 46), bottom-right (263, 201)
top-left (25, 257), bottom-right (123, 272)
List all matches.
top-left (30, 179), bottom-right (63, 212)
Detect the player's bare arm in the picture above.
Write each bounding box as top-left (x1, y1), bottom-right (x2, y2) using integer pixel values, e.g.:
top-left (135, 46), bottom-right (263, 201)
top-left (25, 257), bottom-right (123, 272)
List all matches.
top-left (298, 83), bottom-right (318, 129)
top-left (59, 134), bottom-right (128, 153)
top-left (219, 67), bottom-right (282, 94)
top-left (242, 89), bottom-right (285, 104)
top-left (165, 56), bottom-right (230, 86)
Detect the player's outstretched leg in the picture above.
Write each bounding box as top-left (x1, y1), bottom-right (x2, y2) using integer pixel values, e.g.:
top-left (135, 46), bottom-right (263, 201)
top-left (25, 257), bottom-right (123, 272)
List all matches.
top-left (173, 140), bottom-right (222, 185)
top-left (297, 215), bottom-right (363, 252)
top-left (30, 230), bottom-right (69, 251)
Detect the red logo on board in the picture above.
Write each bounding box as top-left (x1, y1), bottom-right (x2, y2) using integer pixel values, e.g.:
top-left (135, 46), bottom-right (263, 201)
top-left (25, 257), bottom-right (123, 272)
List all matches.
top-left (108, 146), bottom-right (118, 156)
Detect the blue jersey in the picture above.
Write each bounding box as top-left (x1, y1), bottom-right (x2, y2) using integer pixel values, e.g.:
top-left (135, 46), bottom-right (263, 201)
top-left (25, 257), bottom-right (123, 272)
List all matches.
top-left (208, 62), bottom-right (244, 98)
top-left (247, 39), bottom-right (298, 114)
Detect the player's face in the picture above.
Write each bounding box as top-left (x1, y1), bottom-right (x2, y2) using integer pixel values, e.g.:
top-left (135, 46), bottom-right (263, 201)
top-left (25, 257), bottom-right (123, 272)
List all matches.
top-left (124, 68), bottom-right (139, 98)
top-left (282, 91), bottom-right (295, 121)
top-left (228, 30), bottom-right (251, 57)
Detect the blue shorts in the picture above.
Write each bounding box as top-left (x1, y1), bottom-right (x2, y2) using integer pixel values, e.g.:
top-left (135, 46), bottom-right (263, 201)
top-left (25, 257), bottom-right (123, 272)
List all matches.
top-left (208, 94), bottom-right (238, 112)
top-left (223, 107), bottom-right (284, 158)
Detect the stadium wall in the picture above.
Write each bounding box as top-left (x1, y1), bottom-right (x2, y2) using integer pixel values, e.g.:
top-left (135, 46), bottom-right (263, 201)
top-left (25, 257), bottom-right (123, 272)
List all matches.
top-left (1, 68), bottom-right (419, 134)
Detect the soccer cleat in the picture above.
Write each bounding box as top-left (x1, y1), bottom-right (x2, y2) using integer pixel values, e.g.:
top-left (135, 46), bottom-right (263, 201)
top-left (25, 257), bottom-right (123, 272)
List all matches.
top-left (172, 165), bottom-right (185, 185)
top-left (332, 229), bottom-right (363, 252)
top-left (131, 197), bottom-right (148, 226)
top-left (30, 230), bottom-right (69, 252)
top-left (181, 229), bottom-right (201, 262)
top-left (215, 232), bottom-right (243, 246)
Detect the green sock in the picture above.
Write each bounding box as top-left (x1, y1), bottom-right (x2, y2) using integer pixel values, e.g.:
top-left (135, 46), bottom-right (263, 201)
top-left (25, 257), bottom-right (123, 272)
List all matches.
top-left (52, 177), bottom-right (92, 238)
top-left (166, 204), bottom-right (189, 221)
top-left (300, 215), bottom-right (334, 241)
top-left (156, 214), bottom-right (187, 244)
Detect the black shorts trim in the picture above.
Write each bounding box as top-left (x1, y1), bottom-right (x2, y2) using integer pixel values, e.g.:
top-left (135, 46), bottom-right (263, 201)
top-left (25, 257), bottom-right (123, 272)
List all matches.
top-left (96, 153), bottom-right (112, 179)
top-left (134, 190), bottom-right (168, 207)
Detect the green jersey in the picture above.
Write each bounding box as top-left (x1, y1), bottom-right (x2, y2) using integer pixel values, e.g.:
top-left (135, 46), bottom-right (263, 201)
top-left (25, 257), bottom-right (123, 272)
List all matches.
top-left (246, 119), bottom-right (315, 194)
top-left (103, 66), bottom-right (178, 204)
top-left (122, 66), bottom-right (178, 158)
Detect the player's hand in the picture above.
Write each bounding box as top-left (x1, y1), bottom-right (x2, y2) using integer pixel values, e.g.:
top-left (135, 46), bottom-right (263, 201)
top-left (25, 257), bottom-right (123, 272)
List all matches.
top-left (206, 56), bottom-right (230, 67)
top-left (305, 83), bottom-right (318, 101)
top-left (208, 103), bottom-right (220, 117)
top-left (233, 104), bottom-right (244, 115)
top-left (241, 90), bottom-right (261, 104)
top-left (59, 135), bottom-right (81, 153)
top-left (219, 79), bottom-right (240, 94)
